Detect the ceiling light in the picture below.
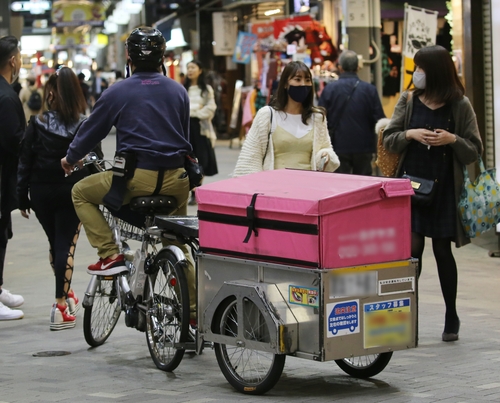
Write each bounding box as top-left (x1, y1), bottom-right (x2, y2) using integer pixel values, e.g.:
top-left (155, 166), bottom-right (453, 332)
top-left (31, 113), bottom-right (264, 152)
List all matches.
top-left (264, 9), bottom-right (281, 16)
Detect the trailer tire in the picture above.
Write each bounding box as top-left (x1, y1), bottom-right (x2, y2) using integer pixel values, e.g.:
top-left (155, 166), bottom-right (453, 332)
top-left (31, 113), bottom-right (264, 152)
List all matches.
top-left (335, 352), bottom-right (393, 378)
top-left (213, 297), bottom-right (286, 395)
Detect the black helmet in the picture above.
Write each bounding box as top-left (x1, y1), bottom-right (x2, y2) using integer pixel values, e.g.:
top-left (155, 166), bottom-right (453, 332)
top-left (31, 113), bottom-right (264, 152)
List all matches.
top-left (126, 27), bottom-right (166, 65)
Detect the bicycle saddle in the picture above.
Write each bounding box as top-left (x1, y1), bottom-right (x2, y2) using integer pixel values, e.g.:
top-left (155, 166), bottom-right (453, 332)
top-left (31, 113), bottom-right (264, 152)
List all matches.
top-left (129, 195), bottom-right (178, 216)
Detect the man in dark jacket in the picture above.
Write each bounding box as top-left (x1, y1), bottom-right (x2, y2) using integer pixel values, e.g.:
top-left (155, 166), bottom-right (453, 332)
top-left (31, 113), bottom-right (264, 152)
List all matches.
top-left (61, 27), bottom-right (196, 322)
top-left (319, 50), bottom-right (385, 175)
top-left (0, 35), bottom-right (25, 320)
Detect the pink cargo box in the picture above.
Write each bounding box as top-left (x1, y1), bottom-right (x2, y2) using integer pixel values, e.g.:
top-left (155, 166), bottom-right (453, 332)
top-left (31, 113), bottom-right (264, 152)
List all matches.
top-left (197, 169), bottom-right (414, 269)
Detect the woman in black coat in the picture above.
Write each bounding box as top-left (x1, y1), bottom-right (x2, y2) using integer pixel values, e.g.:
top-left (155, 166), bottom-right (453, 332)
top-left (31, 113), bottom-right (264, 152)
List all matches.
top-left (17, 67), bottom-right (88, 330)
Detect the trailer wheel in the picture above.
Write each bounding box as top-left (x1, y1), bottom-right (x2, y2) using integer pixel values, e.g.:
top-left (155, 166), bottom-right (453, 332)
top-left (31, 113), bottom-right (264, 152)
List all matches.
top-left (213, 297), bottom-right (286, 395)
top-left (335, 352), bottom-right (393, 378)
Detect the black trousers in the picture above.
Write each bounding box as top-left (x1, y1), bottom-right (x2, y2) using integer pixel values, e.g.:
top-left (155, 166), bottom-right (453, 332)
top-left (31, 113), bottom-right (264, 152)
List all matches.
top-left (0, 212), bottom-right (13, 288)
top-left (190, 118), bottom-right (218, 177)
top-left (30, 182), bottom-right (81, 299)
top-left (336, 152), bottom-right (373, 175)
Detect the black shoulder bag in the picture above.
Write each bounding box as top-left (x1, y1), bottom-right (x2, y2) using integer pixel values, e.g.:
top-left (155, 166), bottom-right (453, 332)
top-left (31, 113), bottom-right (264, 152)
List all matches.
top-left (185, 153), bottom-right (204, 190)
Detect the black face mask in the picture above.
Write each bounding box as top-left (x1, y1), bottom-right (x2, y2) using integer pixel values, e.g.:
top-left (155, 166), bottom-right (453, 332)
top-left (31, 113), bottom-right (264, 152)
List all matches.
top-left (287, 85), bottom-right (312, 103)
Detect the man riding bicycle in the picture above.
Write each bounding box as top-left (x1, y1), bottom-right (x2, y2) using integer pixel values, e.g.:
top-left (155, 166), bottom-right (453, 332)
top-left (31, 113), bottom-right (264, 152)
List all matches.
top-left (61, 27), bottom-right (196, 320)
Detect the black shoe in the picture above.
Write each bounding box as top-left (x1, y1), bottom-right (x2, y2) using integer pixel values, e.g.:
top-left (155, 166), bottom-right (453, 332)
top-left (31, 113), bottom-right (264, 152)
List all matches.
top-left (188, 192), bottom-right (197, 206)
top-left (442, 318), bottom-right (460, 342)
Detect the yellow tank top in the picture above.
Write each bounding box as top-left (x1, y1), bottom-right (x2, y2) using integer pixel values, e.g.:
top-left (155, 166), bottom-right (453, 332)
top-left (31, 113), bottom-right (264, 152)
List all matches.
top-left (272, 126), bottom-right (313, 170)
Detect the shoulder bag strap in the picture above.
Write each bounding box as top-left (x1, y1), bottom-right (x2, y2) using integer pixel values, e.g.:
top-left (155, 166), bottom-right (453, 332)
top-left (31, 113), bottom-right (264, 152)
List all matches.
top-left (328, 80), bottom-right (360, 138)
top-left (262, 106), bottom-right (274, 164)
top-left (403, 91), bottom-right (413, 130)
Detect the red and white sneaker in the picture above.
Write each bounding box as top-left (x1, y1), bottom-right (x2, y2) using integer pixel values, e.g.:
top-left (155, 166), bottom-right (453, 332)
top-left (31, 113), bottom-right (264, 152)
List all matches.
top-left (67, 290), bottom-right (80, 315)
top-left (50, 303), bottom-right (76, 331)
top-left (87, 254), bottom-right (127, 276)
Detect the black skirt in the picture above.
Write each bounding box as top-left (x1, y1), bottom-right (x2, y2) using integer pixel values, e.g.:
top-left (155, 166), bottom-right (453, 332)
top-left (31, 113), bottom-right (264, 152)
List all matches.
top-left (404, 97), bottom-right (456, 238)
top-left (190, 118), bottom-right (218, 177)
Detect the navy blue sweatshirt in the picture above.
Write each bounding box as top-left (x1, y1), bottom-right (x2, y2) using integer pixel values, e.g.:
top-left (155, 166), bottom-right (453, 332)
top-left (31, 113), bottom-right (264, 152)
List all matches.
top-left (66, 71), bottom-right (192, 169)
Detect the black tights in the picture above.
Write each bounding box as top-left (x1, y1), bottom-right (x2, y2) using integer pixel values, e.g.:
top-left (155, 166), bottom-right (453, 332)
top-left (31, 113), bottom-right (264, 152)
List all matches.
top-left (411, 232), bottom-right (460, 333)
top-left (30, 182), bottom-right (81, 299)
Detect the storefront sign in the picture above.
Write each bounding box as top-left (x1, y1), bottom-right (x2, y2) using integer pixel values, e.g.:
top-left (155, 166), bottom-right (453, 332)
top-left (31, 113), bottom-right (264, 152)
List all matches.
top-left (52, 31), bottom-right (90, 49)
top-left (212, 12), bottom-right (238, 56)
top-left (233, 31), bottom-right (257, 64)
top-left (343, 0), bottom-right (370, 28)
top-left (51, 1), bottom-right (106, 27)
top-left (251, 22), bottom-right (274, 39)
top-left (11, 1), bottom-right (51, 14)
top-left (400, 5), bottom-right (438, 91)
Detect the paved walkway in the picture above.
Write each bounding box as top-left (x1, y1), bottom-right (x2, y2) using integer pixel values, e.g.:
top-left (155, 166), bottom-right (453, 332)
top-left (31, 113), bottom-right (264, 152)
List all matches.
top-left (1, 137), bottom-right (499, 402)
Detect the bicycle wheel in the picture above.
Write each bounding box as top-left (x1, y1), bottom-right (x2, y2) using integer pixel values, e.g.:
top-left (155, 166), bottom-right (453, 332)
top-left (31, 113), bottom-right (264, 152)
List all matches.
top-left (83, 276), bottom-right (122, 347)
top-left (144, 249), bottom-right (190, 372)
top-left (335, 352), bottom-right (393, 378)
top-left (214, 297), bottom-right (286, 395)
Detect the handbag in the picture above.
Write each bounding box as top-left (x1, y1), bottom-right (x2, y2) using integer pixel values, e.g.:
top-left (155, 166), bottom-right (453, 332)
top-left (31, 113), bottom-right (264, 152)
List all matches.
top-left (185, 153), bottom-right (204, 190)
top-left (458, 157), bottom-right (500, 238)
top-left (375, 92), bottom-right (413, 177)
top-left (402, 174), bottom-right (437, 206)
top-left (376, 127), bottom-right (400, 177)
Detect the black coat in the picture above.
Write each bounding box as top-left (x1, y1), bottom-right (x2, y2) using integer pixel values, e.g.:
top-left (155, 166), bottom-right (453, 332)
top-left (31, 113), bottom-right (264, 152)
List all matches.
top-left (0, 75), bottom-right (25, 216)
top-left (17, 111), bottom-right (87, 211)
top-left (318, 72), bottom-right (386, 154)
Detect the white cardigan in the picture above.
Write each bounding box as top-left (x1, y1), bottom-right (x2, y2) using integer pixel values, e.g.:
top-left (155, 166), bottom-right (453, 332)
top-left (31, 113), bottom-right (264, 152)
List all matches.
top-left (233, 106), bottom-right (340, 177)
top-left (188, 84), bottom-right (217, 146)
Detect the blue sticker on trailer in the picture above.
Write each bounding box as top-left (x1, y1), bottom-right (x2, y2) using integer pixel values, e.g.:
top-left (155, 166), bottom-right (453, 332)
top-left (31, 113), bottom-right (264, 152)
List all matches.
top-left (363, 298), bottom-right (412, 348)
top-left (364, 298), bottom-right (410, 312)
top-left (326, 300), bottom-right (359, 338)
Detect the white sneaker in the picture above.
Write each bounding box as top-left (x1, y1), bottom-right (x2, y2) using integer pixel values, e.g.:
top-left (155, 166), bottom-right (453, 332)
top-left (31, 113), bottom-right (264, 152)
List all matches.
top-left (0, 289), bottom-right (24, 308)
top-left (50, 303), bottom-right (76, 331)
top-left (0, 301), bottom-right (24, 320)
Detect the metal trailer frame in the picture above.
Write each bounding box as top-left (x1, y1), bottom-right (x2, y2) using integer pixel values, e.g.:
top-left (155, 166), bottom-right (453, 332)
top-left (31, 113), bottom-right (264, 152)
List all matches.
top-left (198, 253), bottom-right (418, 361)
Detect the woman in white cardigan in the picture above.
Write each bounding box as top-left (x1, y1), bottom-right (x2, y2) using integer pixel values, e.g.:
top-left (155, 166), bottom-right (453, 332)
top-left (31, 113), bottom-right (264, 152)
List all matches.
top-left (184, 60), bottom-right (218, 204)
top-left (234, 61), bottom-right (339, 177)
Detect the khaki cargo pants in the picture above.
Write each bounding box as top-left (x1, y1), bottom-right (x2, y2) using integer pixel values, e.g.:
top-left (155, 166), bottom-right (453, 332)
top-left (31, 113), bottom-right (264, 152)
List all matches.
top-left (72, 167), bottom-right (196, 318)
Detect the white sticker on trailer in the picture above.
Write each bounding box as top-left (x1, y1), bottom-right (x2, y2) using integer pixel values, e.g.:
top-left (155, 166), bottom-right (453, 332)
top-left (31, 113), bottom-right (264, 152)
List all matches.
top-left (378, 277), bottom-right (415, 295)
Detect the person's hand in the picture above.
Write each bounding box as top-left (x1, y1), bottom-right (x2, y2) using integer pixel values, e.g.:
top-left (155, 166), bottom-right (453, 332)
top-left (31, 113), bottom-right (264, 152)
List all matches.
top-left (406, 128), bottom-right (435, 145)
top-left (318, 153), bottom-right (329, 171)
top-left (407, 128), bottom-right (457, 147)
top-left (61, 156), bottom-right (74, 176)
top-left (432, 129), bottom-right (457, 146)
top-left (20, 209), bottom-right (30, 219)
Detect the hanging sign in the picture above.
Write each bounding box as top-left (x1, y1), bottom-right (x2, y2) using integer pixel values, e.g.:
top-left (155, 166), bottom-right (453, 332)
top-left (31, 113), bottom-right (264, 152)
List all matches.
top-left (343, 0), bottom-right (370, 28)
top-left (233, 31), bottom-right (257, 64)
top-left (212, 12), bottom-right (238, 56)
top-left (51, 1), bottom-right (106, 27)
top-left (401, 5), bottom-right (438, 91)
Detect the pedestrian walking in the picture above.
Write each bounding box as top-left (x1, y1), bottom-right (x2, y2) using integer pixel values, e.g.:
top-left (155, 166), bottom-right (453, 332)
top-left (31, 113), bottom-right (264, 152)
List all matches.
top-left (0, 35), bottom-right (25, 320)
top-left (184, 60), bottom-right (218, 205)
top-left (234, 60), bottom-right (339, 176)
top-left (19, 74), bottom-right (43, 122)
top-left (17, 66), bottom-right (88, 330)
top-left (382, 45), bottom-right (483, 342)
top-left (319, 50), bottom-right (385, 175)
top-left (90, 67), bottom-right (108, 107)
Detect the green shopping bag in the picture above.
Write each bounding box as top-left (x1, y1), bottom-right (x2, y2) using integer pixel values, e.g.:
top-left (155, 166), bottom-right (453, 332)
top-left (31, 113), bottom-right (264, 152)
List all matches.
top-left (458, 157), bottom-right (500, 238)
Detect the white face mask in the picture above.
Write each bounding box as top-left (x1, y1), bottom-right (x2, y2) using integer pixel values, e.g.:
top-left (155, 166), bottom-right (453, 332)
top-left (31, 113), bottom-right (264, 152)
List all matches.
top-left (413, 71), bottom-right (426, 89)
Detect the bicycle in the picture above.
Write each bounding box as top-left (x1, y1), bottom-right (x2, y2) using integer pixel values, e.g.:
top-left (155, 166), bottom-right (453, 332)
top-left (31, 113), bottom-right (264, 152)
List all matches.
top-left (79, 154), bottom-right (199, 372)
